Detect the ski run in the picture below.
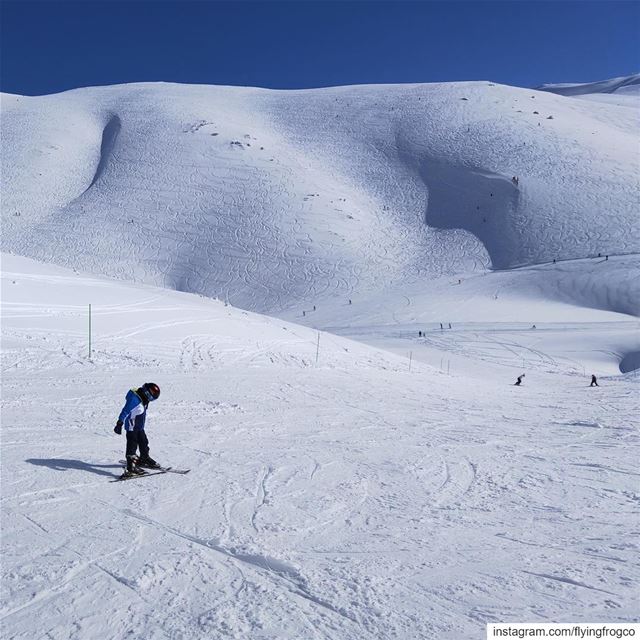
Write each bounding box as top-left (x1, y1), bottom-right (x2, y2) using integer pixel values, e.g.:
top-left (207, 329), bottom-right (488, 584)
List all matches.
top-left (1, 75), bottom-right (639, 639)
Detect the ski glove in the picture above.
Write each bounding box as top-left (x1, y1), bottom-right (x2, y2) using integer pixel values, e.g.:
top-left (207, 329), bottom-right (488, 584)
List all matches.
top-left (114, 421), bottom-right (123, 435)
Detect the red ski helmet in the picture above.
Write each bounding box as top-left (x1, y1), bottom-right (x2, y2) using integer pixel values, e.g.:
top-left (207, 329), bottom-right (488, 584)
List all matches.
top-left (141, 382), bottom-right (160, 402)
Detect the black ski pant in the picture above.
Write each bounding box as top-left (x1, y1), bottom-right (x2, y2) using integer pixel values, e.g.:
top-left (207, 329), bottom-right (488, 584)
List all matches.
top-left (126, 430), bottom-right (150, 460)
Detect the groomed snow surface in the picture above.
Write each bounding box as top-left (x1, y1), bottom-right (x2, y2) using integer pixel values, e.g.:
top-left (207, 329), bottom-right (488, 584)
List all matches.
top-left (2, 254), bottom-right (638, 639)
top-left (1, 76), bottom-right (639, 639)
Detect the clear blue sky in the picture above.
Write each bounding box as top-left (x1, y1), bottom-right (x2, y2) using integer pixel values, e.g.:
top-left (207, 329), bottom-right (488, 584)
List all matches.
top-left (1, 0), bottom-right (638, 95)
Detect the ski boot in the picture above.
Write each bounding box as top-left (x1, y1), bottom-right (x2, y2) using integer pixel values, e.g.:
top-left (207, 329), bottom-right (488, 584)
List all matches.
top-left (137, 456), bottom-right (161, 470)
top-left (124, 455), bottom-right (146, 477)
top-left (121, 468), bottom-right (146, 478)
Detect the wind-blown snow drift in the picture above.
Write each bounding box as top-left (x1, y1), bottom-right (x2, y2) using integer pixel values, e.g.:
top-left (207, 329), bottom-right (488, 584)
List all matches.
top-left (1, 79), bottom-right (638, 317)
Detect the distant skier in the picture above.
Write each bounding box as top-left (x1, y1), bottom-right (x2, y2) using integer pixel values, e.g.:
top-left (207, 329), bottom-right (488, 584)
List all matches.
top-left (114, 383), bottom-right (161, 476)
top-left (590, 374), bottom-right (599, 387)
top-left (418, 330), bottom-right (422, 337)
top-left (514, 374), bottom-right (525, 386)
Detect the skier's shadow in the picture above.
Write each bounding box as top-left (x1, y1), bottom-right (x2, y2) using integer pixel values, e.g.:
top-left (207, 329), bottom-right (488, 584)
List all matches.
top-left (26, 458), bottom-right (121, 478)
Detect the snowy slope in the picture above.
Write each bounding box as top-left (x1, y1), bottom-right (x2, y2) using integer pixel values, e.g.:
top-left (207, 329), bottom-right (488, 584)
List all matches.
top-left (538, 73), bottom-right (640, 95)
top-left (538, 74), bottom-right (640, 107)
top-left (2, 255), bottom-right (638, 639)
top-left (2, 79), bottom-right (638, 318)
top-left (1, 76), bottom-right (639, 637)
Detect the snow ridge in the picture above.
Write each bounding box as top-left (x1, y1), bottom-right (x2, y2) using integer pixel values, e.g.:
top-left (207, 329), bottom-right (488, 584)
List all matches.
top-left (537, 73), bottom-right (640, 96)
top-left (85, 114), bottom-right (121, 191)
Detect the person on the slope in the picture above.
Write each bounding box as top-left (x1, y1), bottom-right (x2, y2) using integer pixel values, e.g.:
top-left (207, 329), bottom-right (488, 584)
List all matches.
top-left (590, 374), bottom-right (599, 387)
top-left (514, 374), bottom-right (525, 386)
top-left (114, 383), bottom-right (161, 475)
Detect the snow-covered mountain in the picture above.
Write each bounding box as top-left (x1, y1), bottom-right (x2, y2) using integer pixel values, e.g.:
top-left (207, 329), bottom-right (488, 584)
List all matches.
top-left (2, 78), bottom-right (638, 318)
top-left (2, 77), bottom-right (639, 639)
top-left (538, 74), bottom-right (640, 107)
top-left (538, 73), bottom-right (640, 97)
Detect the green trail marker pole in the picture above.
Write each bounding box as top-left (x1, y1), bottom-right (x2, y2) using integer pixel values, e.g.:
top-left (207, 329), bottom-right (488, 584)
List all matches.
top-left (88, 304), bottom-right (92, 360)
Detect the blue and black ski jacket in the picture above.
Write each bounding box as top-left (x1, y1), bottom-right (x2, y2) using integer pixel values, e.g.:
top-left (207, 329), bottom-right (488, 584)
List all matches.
top-left (117, 389), bottom-right (148, 432)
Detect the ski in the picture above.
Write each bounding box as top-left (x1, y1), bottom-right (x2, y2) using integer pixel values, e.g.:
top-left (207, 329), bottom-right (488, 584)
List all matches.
top-left (118, 461), bottom-right (191, 475)
top-left (111, 468), bottom-right (170, 482)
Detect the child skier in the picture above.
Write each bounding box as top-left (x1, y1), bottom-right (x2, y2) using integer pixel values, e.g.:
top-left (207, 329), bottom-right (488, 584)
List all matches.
top-left (114, 383), bottom-right (161, 475)
top-left (514, 374), bottom-right (525, 386)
